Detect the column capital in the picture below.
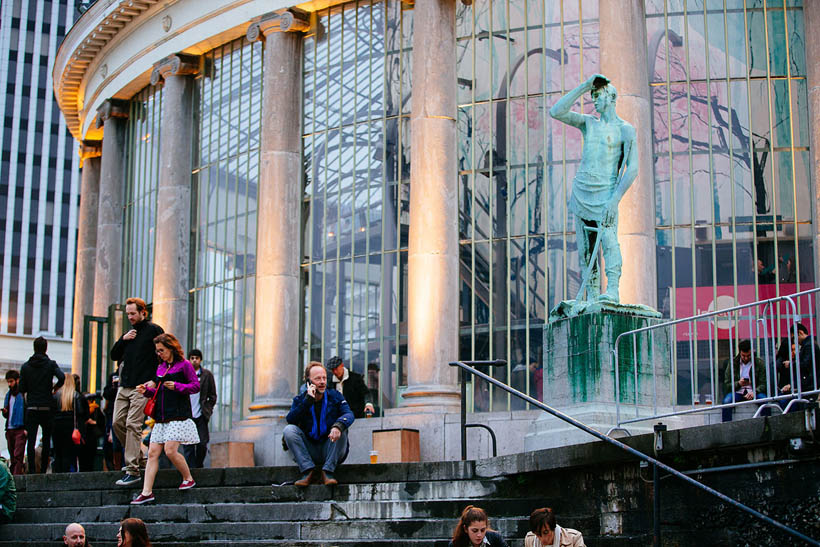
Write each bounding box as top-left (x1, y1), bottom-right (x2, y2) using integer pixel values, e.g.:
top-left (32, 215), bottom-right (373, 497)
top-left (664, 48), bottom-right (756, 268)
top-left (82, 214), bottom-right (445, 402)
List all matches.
top-left (95, 99), bottom-right (129, 129)
top-left (246, 9), bottom-right (310, 42)
top-left (150, 53), bottom-right (201, 86)
top-left (79, 140), bottom-right (102, 167)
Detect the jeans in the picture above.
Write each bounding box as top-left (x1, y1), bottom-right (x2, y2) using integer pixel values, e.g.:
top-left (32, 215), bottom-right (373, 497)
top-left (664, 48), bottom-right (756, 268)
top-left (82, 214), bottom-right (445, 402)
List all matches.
top-left (283, 424), bottom-right (349, 473)
top-left (722, 392), bottom-right (769, 422)
top-left (25, 409), bottom-right (53, 473)
top-left (5, 428), bottom-right (26, 474)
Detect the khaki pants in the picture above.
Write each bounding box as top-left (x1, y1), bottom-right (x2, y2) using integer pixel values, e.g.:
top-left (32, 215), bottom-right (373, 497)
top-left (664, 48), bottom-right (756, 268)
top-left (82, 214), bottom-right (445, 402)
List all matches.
top-left (112, 387), bottom-right (147, 476)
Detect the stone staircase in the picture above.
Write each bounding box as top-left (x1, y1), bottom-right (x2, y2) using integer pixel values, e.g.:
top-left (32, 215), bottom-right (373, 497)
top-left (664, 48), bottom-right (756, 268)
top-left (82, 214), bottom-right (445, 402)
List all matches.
top-left (5, 461), bottom-right (539, 546)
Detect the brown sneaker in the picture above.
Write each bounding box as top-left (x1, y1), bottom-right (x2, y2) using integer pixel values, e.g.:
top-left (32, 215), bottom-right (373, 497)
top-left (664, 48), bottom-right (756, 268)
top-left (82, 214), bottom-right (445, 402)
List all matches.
top-left (294, 468), bottom-right (316, 487)
top-left (321, 471), bottom-right (338, 486)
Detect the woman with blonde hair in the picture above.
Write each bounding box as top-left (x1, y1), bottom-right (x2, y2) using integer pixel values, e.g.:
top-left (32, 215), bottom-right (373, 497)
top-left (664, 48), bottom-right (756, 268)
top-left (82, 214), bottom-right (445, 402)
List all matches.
top-left (450, 505), bottom-right (508, 547)
top-left (132, 333), bottom-right (200, 504)
top-left (52, 373), bottom-right (89, 472)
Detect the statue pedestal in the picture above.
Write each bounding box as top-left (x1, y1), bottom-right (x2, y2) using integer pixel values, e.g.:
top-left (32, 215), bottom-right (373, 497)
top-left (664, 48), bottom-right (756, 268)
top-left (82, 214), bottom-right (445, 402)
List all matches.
top-left (525, 308), bottom-right (674, 451)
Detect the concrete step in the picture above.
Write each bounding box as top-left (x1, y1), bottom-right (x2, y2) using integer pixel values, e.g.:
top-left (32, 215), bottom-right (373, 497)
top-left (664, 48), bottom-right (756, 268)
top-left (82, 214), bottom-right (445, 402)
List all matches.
top-left (0, 517), bottom-right (532, 543)
top-left (12, 498), bottom-right (541, 524)
top-left (16, 478), bottom-right (518, 508)
top-left (0, 541), bottom-right (529, 547)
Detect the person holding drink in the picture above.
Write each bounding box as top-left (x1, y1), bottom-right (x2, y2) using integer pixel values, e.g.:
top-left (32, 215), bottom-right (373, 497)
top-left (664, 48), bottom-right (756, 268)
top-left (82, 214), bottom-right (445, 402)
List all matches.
top-left (130, 333), bottom-right (200, 505)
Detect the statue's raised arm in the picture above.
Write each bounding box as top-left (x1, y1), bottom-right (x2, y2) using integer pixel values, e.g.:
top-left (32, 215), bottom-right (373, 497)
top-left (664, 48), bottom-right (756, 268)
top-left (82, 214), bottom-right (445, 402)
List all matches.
top-left (549, 73), bottom-right (609, 129)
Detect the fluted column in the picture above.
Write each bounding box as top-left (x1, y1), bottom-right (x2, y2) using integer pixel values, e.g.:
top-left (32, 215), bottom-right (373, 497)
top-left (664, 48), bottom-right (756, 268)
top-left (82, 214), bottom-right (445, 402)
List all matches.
top-left (247, 11), bottom-right (308, 417)
top-left (806, 2), bottom-right (820, 288)
top-left (401, 0), bottom-right (460, 410)
top-left (150, 54), bottom-right (200, 349)
top-left (93, 100), bottom-right (128, 317)
top-left (71, 141), bottom-right (102, 376)
top-left (599, 0), bottom-right (657, 308)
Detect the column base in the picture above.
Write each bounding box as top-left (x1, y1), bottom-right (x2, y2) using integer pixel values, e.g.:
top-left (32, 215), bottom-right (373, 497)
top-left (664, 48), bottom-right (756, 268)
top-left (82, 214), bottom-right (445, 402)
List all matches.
top-left (398, 384), bottom-right (461, 412)
top-left (247, 398), bottom-right (292, 420)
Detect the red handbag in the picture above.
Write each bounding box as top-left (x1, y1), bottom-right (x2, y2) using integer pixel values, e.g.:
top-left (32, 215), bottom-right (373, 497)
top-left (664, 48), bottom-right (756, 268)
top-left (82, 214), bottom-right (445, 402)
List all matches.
top-left (72, 403), bottom-right (84, 445)
top-left (143, 389), bottom-right (159, 417)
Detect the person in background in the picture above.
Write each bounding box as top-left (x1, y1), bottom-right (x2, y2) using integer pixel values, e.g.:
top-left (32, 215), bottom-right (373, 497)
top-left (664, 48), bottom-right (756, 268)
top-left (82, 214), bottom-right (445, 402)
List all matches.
top-left (63, 522), bottom-right (91, 546)
top-left (103, 365), bottom-right (123, 472)
top-left (117, 517), bottom-right (151, 547)
top-left (721, 339), bottom-right (768, 422)
top-left (80, 392), bottom-right (105, 472)
top-left (449, 505), bottom-right (508, 547)
top-left (19, 336), bottom-right (65, 474)
top-left (779, 323), bottom-right (820, 412)
top-left (183, 349), bottom-right (216, 469)
top-left (131, 334), bottom-right (200, 505)
top-left (325, 356), bottom-right (374, 418)
top-left (2, 370), bottom-right (26, 474)
top-left (0, 457), bottom-right (15, 524)
top-left (525, 507), bottom-right (585, 547)
top-left (52, 374), bottom-right (89, 473)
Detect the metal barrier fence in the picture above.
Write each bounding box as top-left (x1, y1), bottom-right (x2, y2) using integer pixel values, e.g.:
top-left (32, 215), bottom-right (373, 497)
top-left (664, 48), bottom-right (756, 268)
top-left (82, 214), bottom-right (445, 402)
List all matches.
top-left (610, 287), bottom-right (820, 434)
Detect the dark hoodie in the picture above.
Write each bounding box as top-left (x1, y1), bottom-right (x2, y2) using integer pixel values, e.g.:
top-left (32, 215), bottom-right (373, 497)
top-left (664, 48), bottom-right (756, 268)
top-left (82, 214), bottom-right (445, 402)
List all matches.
top-left (19, 353), bottom-right (65, 408)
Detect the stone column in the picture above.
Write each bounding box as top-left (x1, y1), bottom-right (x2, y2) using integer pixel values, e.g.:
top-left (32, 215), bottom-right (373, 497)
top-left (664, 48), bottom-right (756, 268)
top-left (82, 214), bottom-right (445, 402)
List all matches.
top-left (150, 54), bottom-right (200, 349)
top-left (401, 0), bottom-right (460, 410)
top-left (806, 2), bottom-right (820, 289)
top-left (599, 0), bottom-right (657, 309)
top-left (71, 141), bottom-right (102, 376)
top-left (93, 100), bottom-right (129, 318)
top-left (246, 11), bottom-right (308, 417)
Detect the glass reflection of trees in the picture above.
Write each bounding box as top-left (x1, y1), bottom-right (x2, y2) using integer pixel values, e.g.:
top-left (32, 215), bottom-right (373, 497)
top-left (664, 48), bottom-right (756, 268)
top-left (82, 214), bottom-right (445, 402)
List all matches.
top-left (190, 38), bottom-right (262, 430)
top-left (456, 0), bottom-right (599, 411)
top-left (302, 0), bottom-right (411, 415)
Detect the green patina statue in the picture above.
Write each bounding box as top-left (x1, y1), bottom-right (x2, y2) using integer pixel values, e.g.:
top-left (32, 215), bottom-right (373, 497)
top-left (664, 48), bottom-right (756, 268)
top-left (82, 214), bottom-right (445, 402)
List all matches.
top-left (549, 74), bottom-right (641, 316)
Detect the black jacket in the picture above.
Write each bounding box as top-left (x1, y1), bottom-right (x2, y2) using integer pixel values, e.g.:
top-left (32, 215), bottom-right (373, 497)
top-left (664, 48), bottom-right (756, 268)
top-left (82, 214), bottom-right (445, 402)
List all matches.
top-left (798, 337), bottom-right (819, 396)
top-left (197, 367), bottom-right (217, 421)
top-left (329, 369), bottom-right (372, 419)
top-left (110, 320), bottom-right (164, 388)
top-left (53, 392), bottom-right (90, 439)
top-left (19, 353), bottom-right (65, 408)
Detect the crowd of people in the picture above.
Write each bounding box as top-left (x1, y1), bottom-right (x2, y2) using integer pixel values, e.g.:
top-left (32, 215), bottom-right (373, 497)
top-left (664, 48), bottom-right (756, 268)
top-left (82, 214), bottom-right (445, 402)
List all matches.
top-left (1, 297), bottom-right (218, 503)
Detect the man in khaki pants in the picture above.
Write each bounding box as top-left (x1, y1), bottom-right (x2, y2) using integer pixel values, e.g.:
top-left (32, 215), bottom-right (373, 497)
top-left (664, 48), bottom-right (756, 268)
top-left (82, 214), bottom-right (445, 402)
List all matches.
top-left (110, 298), bottom-right (164, 486)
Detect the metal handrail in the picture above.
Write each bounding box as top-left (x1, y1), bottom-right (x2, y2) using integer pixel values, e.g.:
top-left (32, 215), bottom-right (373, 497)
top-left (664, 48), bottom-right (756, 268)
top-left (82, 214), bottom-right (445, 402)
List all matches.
top-left (454, 359), bottom-right (507, 461)
top-left (610, 287), bottom-right (820, 430)
top-left (448, 360), bottom-right (819, 546)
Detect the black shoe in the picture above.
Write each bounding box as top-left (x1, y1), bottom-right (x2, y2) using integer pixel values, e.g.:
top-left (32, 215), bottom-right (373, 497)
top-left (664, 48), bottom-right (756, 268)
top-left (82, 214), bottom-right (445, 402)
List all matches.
top-left (116, 473), bottom-right (141, 486)
top-left (294, 468), bottom-right (316, 487)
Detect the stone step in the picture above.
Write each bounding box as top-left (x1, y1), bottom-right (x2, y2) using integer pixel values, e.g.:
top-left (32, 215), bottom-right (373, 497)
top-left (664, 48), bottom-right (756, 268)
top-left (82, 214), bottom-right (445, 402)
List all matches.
top-left (16, 478), bottom-right (516, 508)
top-left (12, 498), bottom-right (541, 524)
top-left (0, 541), bottom-right (529, 547)
top-left (0, 517), bottom-right (532, 543)
top-left (14, 460), bottom-right (474, 493)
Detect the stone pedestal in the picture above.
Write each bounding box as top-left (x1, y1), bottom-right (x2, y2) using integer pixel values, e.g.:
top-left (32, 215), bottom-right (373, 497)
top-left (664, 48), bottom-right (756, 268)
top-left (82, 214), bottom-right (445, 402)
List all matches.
top-left (525, 311), bottom-right (672, 450)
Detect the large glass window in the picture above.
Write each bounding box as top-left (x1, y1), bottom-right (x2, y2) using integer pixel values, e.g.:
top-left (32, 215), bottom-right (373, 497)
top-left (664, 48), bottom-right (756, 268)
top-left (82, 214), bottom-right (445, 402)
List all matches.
top-left (302, 0), bottom-right (412, 415)
top-left (190, 38), bottom-right (262, 430)
top-left (647, 0), bottom-right (812, 403)
top-left (456, 0), bottom-right (600, 410)
top-left (122, 85), bottom-right (162, 302)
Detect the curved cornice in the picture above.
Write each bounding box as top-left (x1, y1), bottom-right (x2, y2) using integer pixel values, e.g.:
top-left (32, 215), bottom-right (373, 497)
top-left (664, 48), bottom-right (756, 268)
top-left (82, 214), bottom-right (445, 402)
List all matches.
top-left (55, 0), bottom-right (302, 140)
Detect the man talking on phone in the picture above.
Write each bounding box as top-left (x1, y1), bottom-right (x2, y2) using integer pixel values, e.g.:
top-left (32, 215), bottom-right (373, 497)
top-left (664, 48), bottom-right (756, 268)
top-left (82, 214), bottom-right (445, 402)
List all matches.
top-left (109, 297), bottom-right (164, 486)
top-left (284, 361), bottom-right (354, 487)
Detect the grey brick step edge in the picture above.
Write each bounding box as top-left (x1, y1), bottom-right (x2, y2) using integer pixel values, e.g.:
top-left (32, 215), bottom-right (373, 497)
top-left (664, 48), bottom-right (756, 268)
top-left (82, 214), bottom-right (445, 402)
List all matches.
top-left (14, 461), bottom-right (476, 493)
top-left (0, 518), bottom-right (532, 542)
top-left (16, 479), bottom-right (519, 508)
top-left (12, 498), bottom-right (544, 524)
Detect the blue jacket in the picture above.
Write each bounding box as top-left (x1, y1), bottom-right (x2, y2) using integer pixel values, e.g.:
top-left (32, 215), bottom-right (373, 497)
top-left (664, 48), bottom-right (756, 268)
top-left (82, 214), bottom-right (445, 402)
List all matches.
top-left (286, 388), bottom-right (354, 441)
top-left (3, 392), bottom-right (24, 430)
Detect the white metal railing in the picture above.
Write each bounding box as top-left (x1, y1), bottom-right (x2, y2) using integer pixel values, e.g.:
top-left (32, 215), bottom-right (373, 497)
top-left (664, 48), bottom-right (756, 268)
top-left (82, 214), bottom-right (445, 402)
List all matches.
top-left (608, 287), bottom-right (820, 435)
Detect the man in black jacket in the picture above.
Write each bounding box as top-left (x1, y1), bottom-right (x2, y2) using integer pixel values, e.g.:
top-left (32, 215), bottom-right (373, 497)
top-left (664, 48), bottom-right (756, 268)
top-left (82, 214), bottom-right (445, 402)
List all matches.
top-left (19, 336), bottom-right (65, 473)
top-left (325, 356), bottom-right (374, 419)
top-left (109, 297), bottom-right (163, 486)
top-left (184, 349), bottom-right (217, 468)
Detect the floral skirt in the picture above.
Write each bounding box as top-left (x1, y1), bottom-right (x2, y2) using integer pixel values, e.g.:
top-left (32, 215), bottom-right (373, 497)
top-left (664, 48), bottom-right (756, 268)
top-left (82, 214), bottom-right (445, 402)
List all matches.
top-left (150, 419), bottom-right (200, 445)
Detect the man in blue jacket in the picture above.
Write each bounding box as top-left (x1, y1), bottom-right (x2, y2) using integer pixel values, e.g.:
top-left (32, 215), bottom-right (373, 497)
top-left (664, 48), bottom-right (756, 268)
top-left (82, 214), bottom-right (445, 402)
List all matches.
top-left (2, 371), bottom-right (25, 474)
top-left (284, 362), bottom-right (354, 487)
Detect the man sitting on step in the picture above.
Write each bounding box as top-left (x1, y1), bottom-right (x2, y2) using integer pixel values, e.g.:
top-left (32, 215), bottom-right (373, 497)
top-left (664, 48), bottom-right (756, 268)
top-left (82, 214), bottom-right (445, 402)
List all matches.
top-left (284, 362), bottom-right (354, 486)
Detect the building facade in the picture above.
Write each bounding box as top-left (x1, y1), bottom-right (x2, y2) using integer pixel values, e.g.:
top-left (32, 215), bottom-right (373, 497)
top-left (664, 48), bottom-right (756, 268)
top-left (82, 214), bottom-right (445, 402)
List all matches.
top-left (54, 0), bottom-right (817, 462)
top-left (0, 1), bottom-right (81, 369)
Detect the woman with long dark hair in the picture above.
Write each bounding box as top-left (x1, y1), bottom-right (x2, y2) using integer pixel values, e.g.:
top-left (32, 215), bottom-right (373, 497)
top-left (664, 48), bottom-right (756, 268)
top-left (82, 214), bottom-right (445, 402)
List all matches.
top-left (131, 333), bottom-right (200, 505)
top-left (117, 517), bottom-right (151, 547)
top-left (450, 505), bottom-right (508, 547)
